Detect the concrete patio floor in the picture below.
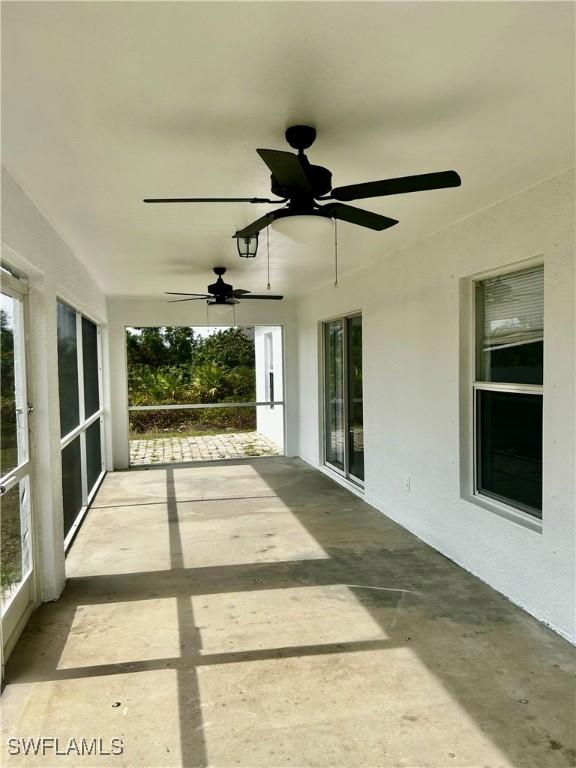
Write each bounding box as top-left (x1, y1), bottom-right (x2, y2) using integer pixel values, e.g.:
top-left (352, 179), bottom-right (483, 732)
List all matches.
top-left (2, 458), bottom-right (575, 768)
top-left (129, 431), bottom-right (280, 466)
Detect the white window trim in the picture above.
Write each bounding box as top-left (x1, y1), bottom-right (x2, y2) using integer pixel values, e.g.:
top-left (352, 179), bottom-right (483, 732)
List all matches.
top-left (459, 260), bottom-right (544, 533)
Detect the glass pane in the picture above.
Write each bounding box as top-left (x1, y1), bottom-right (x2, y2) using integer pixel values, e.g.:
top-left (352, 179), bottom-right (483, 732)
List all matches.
top-left (57, 302), bottom-right (79, 436)
top-left (129, 405), bottom-right (283, 465)
top-left (477, 390), bottom-right (542, 517)
top-left (477, 268), bottom-right (543, 385)
top-left (82, 316), bottom-right (100, 417)
top-left (1, 293), bottom-right (25, 476)
top-left (479, 341), bottom-right (543, 385)
top-left (86, 419), bottom-right (102, 494)
top-left (1, 477), bottom-right (32, 613)
top-left (126, 326), bottom-right (256, 407)
top-left (347, 316), bottom-right (364, 481)
top-left (62, 436), bottom-right (83, 536)
top-left (324, 321), bottom-right (345, 470)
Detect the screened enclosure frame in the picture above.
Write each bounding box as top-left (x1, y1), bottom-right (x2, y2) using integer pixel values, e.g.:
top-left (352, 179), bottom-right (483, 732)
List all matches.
top-left (319, 311), bottom-right (364, 488)
top-left (124, 324), bottom-right (287, 465)
top-left (0, 266), bottom-right (38, 650)
top-left (57, 300), bottom-right (106, 550)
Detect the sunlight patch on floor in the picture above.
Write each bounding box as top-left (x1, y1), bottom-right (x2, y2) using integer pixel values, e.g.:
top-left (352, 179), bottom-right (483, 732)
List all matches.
top-left (57, 599), bottom-right (180, 670)
top-left (193, 585), bottom-right (387, 654)
top-left (196, 648), bottom-right (508, 768)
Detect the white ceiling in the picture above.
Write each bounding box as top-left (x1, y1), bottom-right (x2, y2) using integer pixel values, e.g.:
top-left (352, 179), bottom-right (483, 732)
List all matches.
top-left (2, 1), bottom-right (574, 297)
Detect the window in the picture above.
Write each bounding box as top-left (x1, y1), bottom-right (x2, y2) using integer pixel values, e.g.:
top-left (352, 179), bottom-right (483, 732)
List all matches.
top-left (57, 301), bottom-right (105, 544)
top-left (323, 314), bottom-right (364, 484)
top-left (474, 266), bottom-right (543, 518)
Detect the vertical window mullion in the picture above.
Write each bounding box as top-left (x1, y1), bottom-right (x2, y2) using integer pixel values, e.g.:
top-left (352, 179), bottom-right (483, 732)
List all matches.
top-left (97, 326), bottom-right (105, 475)
top-left (342, 319), bottom-right (350, 478)
top-left (75, 312), bottom-right (88, 506)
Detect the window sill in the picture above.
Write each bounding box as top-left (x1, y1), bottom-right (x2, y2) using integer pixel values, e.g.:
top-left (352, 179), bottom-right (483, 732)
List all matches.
top-left (463, 491), bottom-right (543, 534)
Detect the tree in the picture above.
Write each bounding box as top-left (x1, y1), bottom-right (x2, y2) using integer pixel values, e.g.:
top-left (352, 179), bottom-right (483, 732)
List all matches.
top-left (164, 327), bottom-right (197, 366)
top-left (1, 308), bottom-right (17, 471)
top-left (193, 328), bottom-right (255, 370)
top-left (0, 309), bottom-right (15, 395)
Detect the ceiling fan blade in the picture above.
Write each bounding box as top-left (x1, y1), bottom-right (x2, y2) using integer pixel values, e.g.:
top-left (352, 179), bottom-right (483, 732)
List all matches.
top-left (257, 149), bottom-right (313, 194)
top-left (165, 292), bottom-right (211, 297)
top-left (167, 297), bottom-right (208, 303)
top-left (321, 203), bottom-right (398, 231)
top-left (144, 196), bottom-right (284, 204)
top-left (331, 171), bottom-right (462, 201)
top-left (231, 289), bottom-right (250, 296)
top-left (234, 208), bottom-right (285, 238)
top-left (239, 294), bottom-right (284, 300)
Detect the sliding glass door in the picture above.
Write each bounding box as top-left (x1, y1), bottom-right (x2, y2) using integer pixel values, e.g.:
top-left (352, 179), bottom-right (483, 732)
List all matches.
top-left (323, 314), bottom-right (364, 484)
top-left (1, 271), bottom-right (35, 646)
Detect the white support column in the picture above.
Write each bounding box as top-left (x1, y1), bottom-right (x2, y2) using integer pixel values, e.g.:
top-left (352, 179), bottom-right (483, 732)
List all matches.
top-left (29, 285), bottom-right (66, 602)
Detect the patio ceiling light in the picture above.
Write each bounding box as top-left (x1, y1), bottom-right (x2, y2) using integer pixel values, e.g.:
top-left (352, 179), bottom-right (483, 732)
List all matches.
top-left (271, 214), bottom-right (332, 243)
top-left (236, 234), bottom-right (258, 258)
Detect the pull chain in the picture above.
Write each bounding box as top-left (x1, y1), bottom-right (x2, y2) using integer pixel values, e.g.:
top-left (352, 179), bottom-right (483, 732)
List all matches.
top-left (266, 223), bottom-right (271, 290)
top-left (206, 301), bottom-right (209, 325)
top-left (233, 302), bottom-right (236, 327)
top-left (334, 218), bottom-right (339, 287)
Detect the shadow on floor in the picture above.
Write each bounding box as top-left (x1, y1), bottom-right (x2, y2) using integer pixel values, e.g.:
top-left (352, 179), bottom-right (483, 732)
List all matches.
top-left (3, 458), bottom-right (575, 768)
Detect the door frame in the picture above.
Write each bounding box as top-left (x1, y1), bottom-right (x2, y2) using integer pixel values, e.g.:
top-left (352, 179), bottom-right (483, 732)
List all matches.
top-left (1, 267), bottom-right (38, 667)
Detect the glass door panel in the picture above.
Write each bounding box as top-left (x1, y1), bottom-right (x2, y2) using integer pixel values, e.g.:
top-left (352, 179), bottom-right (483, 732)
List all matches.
top-left (324, 320), bottom-right (345, 470)
top-left (347, 316), bottom-right (364, 482)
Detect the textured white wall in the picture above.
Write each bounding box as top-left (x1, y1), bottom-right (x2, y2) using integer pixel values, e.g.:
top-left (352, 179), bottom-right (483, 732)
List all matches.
top-left (255, 326), bottom-right (285, 450)
top-left (107, 298), bottom-right (298, 469)
top-left (295, 169), bottom-right (575, 641)
top-left (1, 168), bottom-right (109, 603)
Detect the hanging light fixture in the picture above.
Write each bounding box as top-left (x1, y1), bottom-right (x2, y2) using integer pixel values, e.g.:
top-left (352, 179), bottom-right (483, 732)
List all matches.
top-left (271, 214), bottom-right (332, 243)
top-left (236, 233), bottom-right (258, 258)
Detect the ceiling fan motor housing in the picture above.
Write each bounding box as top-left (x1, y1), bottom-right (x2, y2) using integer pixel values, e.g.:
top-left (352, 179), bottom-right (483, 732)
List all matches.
top-left (285, 125), bottom-right (317, 151)
top-left (208, 268), bottom-right (233, 297)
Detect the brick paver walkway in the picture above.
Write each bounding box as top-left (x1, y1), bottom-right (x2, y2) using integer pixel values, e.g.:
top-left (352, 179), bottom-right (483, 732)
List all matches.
top-left (130, 431), bottom-right (280, 465)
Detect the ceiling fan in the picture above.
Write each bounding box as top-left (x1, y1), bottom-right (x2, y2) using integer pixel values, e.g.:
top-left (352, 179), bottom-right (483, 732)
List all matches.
top-left (144, 125), bottom-right (461, 238)
top-left (166, 267), bottom-right (283, 304)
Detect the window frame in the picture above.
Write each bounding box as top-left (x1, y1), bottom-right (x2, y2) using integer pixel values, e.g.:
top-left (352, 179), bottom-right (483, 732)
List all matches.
top-left (57, 299), bottom-right (106, 549)
top-left (0, 264), bottom-right (39, 648)
top-left (466, 262), bottom-right (544, 530)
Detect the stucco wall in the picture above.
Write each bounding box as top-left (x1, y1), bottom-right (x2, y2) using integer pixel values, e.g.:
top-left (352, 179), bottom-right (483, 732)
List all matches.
top-left (1, 167), bottom-right (109, 603)
top-left (107, 298), bottom-right (298, 469)
top-left (295, 169), bottom-right (575, 641)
